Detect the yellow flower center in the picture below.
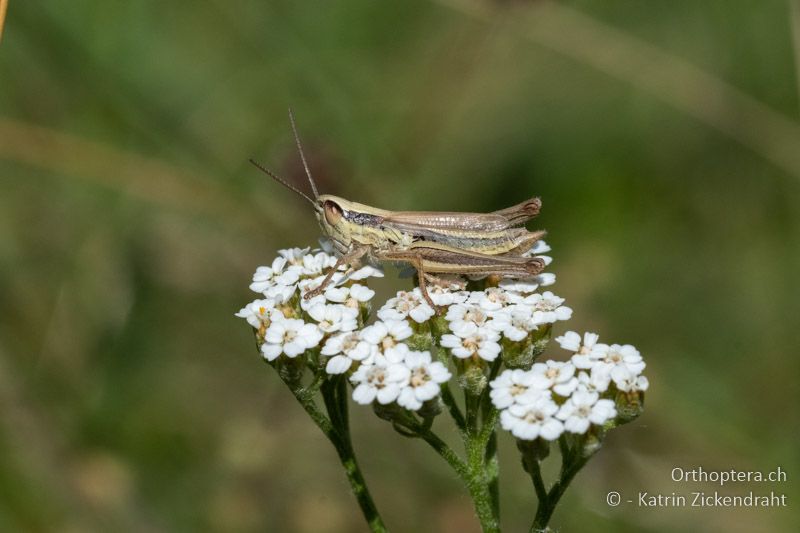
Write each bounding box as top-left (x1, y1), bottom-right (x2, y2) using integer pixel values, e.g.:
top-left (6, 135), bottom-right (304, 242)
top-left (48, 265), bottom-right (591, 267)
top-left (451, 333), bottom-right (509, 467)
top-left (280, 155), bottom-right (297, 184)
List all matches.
top-left (381, 337), bottom-right (396, 351)
top-left (410, 367), bottom-right (429, 387)
top-left (523, 410), bottom-right (546, 423)
top-left (510, 384), bottom-right (527, 396)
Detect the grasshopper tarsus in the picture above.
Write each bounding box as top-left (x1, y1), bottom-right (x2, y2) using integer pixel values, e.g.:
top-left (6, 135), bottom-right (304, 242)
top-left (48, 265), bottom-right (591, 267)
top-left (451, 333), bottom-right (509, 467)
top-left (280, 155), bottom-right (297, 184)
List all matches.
top-left (302, 289), bottom-right (318, 301)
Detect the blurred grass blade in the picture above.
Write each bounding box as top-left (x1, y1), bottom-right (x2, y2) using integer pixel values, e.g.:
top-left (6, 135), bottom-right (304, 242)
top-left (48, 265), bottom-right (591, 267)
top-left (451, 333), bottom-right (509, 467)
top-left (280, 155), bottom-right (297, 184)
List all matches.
top-left (0, 0), bottom-right (8, 42)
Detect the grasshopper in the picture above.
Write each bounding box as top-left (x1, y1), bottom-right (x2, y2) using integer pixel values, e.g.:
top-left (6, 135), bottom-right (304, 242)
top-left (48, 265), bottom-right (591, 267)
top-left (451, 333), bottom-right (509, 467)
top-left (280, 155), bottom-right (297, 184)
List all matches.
top-left (250, 112), bottom-right (547, 309)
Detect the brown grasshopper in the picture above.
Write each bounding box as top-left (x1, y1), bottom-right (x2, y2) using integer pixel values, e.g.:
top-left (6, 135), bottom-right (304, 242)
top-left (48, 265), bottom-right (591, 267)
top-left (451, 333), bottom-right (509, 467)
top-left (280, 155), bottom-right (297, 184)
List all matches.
top-left (250, 112), bottom-right (546, 309)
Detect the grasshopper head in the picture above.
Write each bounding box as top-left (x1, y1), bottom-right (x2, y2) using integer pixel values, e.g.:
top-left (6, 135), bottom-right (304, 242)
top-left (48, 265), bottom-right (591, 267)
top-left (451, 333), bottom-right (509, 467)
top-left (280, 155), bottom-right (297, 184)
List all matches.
top-left (315, 194), bottom-right (352, 251)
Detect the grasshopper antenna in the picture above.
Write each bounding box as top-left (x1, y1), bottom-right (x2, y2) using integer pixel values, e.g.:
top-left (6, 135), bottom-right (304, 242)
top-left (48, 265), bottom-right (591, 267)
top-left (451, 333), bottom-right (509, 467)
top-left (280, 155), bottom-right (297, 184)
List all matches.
top-left (288, 108), bottom-right (320, 199)
top-left (249, 159), bottom-right (316, 206)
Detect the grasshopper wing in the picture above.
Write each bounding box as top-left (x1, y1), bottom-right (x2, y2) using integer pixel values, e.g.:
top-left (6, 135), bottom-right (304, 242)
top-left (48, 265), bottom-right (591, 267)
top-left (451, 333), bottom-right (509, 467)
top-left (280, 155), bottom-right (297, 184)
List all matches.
top-left (491, 197), bottom-right (541, 226)
top-left (382, 197), bottom-right (541, 236)
top-left (381, 211), bottom-right (511, 236)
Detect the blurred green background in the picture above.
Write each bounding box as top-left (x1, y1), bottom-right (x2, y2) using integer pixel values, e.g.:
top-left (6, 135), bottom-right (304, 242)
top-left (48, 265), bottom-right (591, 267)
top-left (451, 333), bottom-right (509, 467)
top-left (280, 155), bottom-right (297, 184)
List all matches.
top-left (1, 1), bottom-right (798, 531)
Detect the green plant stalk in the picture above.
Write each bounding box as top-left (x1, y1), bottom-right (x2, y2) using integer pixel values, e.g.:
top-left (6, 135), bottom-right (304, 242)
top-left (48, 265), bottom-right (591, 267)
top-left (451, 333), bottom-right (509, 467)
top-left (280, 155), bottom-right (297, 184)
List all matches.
top-left (529, 435), bottom-right (591, 532)
top-left (428, 320), bottom-right (499, 531)
top-left (415, 425), bottom-right (470, 479)
top-left (485, 431), bottom-right (500, 519)
top-left (440, 382), bottom-right (467, 435)
top-left (465, 434), bottom-right (501, 533)
top-left (386, 408), bottom-right (492, 529)
top-left (481, 359), bottom-right (503, 520)
top-left (277, 369), bottom-right (387, 533)
top-left (410, 394), bottom-right (499, 533)
top-left (462, 384), bottom-right (501, 533)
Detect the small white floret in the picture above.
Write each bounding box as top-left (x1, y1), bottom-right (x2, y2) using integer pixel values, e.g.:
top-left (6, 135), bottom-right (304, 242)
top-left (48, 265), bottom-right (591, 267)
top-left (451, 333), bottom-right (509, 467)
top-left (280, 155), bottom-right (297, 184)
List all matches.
top-left (396, 350), bottom-right (451, 410)
top-left (307, 303), bottom-right (359, 333)
top-left (557, 389), bottom-right (617, 434)
top-left (489, 369), bottom-right (545, 409)
top-left (261, 318), bottom-right (323, 361)
top-left (500, 395), bottom-right (564, 441)
top-left (440, 323), bottom-right (501, 362)
top-left (350, 355), bottom-right (410, 405)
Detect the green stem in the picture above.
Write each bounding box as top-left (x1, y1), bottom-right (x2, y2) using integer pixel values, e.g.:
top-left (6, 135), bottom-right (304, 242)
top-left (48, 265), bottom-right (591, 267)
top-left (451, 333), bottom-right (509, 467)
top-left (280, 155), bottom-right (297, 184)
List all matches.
top-left (416, 426), bottom-right (470, 480)
top-left (460, 378), bottom-right (501, 532)
top-left (283, 374), bottom-right (387, 532)
top-left (465, 391), bottom-right (481, 436)
top-left (440, 383), bottom-right (467, 434)
top-left (485, 431), bottom-right (500, 521)
top-left (478, 363), bottom-right (501, 522)
top-left (530, 436), bottom-right (590, 532)
top-left (528, 460), bottom-right (548, 504)
top-left (405, 412), bottom-right (498, 532)
top-left (466, 436), bottom-right (501, 533)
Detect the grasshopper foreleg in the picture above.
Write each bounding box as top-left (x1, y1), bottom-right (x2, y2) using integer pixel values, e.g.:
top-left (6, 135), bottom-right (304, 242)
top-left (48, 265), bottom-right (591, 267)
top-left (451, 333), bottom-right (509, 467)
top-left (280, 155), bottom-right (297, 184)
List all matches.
top-left (303, 245), bottom-right (369, 300)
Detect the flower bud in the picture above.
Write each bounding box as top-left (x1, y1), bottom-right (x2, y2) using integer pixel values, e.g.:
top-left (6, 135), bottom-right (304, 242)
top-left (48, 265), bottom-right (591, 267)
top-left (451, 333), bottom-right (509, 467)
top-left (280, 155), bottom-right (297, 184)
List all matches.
top-left (501, 327), bottom-right (551, 368)
top-left (614, 390), bottom-right (645, 423)
top-left (459, 363), bottom-right (487, 395)
top-left (407, 330), bottom-right (433, 351)
top-left (373, 402), bottom-right (404, 423)
top-left (517, 438), bottom-right (550, 472)
top-left (528, 324), bottom-right (552, 357)
top-left (580, 431), bottom-right (603, 457)
top-left (501, 340), bottom-right (532, 368)
top-left (417, 396), bottom-right (443, 420)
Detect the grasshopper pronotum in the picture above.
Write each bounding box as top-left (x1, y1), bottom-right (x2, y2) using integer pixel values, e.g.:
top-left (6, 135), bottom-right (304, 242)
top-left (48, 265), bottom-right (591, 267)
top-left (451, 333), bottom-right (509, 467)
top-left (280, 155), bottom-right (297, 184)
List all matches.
top-left (250, 112), bottom-right (547, 309)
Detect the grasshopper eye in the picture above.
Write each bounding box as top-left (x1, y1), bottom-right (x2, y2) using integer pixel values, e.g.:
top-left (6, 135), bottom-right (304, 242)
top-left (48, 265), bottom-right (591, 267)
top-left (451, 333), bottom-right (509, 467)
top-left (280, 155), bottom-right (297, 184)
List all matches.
top-left (324, 201), bottom-right (343, 225)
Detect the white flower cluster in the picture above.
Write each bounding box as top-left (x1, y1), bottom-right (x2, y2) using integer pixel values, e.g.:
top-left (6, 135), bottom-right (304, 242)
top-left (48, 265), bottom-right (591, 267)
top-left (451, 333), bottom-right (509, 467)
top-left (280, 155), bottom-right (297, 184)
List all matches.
top-left (350, 349), bottom-right (452, 410)
top-left (488, 331), bottom-right (648, 441)
top-left (555, 331), bottom-right (649, 394)
top-left (236, 246), bottom-right (382, 361)
top-left (238, 241), bottom-right (649, 433)
top-left (438, 288), bottom-right (571, 362)
top-left (236, 246), bottom-right (454, 412)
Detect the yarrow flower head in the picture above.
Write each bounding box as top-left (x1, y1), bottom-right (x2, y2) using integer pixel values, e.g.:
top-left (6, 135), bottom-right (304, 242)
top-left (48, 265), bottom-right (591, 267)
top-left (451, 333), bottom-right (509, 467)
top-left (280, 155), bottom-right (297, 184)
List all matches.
top-left (441, 322), bottom-right (502, 362)
top-left (261, 317), bottom-right (323, 361)
top-left (235, 298), bottom-right (277, 329)
top-left (324, 283), bottom-right (375, 307)
top-left (500, 392), bottom-right (564, 441)
top-left (350, 354), bottom-right (410, 405)
top-left (362, 319), bottom-right (414, 362)
top-left (489, 368), bottom-right (542, 409)
top-left (322, 331), bottom-right (375, 374)
top-left (307, 303), bottom-right (359, 333)
top-left (446, 302), bottom-right (495, 331)
top-left (397, 350), bottom-right (452, 410)
top-left (525, 291), bottom-right (573, 324)
top-left (378, 288), bottom-right (436, 323)
top-left (237, 224), bottom-right (651, 533)
top-left (238, 242), bottom-right (648, 441)
top-left (557, 389), bottom-right (617, 434)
